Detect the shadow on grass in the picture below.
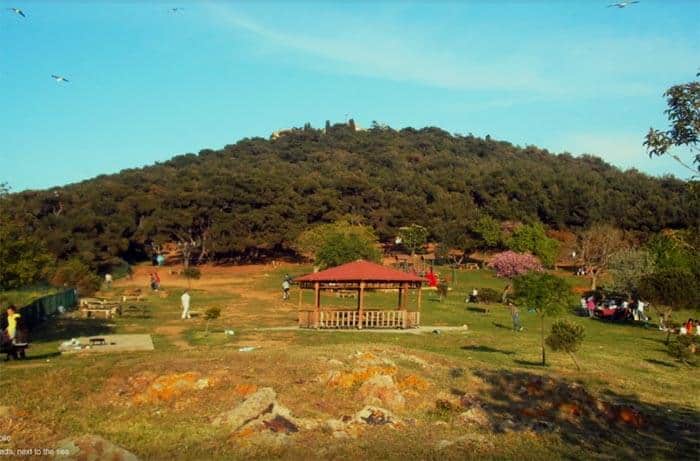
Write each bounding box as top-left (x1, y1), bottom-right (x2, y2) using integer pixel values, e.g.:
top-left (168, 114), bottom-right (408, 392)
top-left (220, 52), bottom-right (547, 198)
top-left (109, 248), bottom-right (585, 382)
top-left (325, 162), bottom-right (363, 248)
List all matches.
top-left (461, 345), bottom-right (515, 355)
top-left (467, 306), bottom-right (489, 314)
top-left (513, 358), bottom-right (547, 367)
top-left (28, 316), bottom-right (114, 343)
top-left (644, 358), bottom-right (677, 368)
top-left (492, 322), bottom-right (512, 330)
top-left (471, 369), bottom-right (700, 460)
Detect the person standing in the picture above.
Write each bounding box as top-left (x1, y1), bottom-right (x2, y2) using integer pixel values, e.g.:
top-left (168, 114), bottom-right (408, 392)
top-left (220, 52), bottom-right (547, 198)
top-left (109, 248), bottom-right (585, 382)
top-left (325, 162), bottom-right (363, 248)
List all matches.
top-left (282, 275), bottom-right (291, 301)
top-left (104, 273), bottom-right (113, 289)
top-left (509, 302), bottom-right (523, 332)
top-left (4, 305), bottom-right (20, 342)
top-left (181, 290), bottom-right (191, 320)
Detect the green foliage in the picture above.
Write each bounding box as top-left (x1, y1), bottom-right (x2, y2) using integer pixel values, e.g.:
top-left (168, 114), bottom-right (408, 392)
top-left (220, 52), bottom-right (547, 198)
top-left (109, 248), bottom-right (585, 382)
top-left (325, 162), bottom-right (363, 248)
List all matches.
top-left (515, 272), bottom-right (572, 366)
top-left (398, 224), bottom-right (429, 255)
top-left (182, 267), bottom-right (202, 280)
top-left (294, 221), bottom-right (377, 261)
top-left (477, 287), bottom-right (501, 303)
top-left (50, 258), bottom-right (101, 296)
top-left (0, 221), bottom-right (55, 290)
top-left (645, 73), bottom-right (699, 176)
top-left (608, 249), bottom-right (656, 296)
top-left (546, 320), bottom-right (585, 370)
top-left (315, 230), bottom-right (381, 269)
top-left (2, 127), bottom-right (697, 270)
top-left (507, 223), bottom-right (559, 267)
top-left (666, 335), bottom-right (697, 365)
top-left (204, 306), bottom-right (221, 321)
top-left (471, 215), bottom-right (502, 249)
top-left (638, 268), bottom-right (700, 311)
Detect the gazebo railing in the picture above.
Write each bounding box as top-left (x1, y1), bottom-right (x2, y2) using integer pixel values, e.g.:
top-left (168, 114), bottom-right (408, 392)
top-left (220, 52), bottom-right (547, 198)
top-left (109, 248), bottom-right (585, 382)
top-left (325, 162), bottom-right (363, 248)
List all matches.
top-left (298, 309), bottom-right (420, 329)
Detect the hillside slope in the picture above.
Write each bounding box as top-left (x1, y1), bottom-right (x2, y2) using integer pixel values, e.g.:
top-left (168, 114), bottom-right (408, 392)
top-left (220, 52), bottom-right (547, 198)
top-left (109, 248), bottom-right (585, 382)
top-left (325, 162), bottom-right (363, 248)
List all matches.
top-left (6, 124), bottom-right (696, 269)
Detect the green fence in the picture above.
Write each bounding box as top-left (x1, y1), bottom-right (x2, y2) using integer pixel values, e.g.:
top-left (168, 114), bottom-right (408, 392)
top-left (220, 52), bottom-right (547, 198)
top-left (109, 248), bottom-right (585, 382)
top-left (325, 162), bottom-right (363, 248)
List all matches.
top-left (20, 289), bottom-right (78, 330)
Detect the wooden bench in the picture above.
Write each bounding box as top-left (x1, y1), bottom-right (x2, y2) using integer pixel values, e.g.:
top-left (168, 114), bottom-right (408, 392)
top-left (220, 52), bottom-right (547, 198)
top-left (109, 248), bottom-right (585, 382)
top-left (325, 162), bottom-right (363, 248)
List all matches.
top-left (89, 337), bottom-right (106, 346)
top-left (463, 263), bottom-right (480, 271)
top-left (335, 290), bottom-right (357, 299)
top-left (120, 304), bottom-right (150, 318)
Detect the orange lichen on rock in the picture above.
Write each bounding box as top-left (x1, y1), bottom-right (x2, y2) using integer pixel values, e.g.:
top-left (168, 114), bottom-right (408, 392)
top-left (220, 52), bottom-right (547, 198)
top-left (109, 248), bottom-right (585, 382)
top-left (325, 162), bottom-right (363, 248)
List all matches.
top-left (397, 374), bottom-right (430, 391)
top-left (133, 372), bottom-right (208, 404)
top-left (233, 384), bottom-right (258, 397)
top-left (326, 366), bottom-right (398, 389)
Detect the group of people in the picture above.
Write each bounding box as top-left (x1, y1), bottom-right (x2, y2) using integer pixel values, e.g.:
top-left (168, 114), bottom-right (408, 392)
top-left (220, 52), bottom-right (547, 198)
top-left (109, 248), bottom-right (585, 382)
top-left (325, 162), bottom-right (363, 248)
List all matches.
top-left (580, 295), bottom-right (648, 322)
top-left (678, 318), bottom-right (700, 336)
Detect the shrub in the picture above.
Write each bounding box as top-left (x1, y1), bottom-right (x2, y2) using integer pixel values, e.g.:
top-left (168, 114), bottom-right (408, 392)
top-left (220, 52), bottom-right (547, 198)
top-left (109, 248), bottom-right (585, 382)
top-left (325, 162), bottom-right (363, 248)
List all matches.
top-left (51, 258), bottom-right (101, 296)
top-left (546, 320), bottom-right (585, 370)
top-left (204, 307), bottom-right (221, 336)
top-left (478, 288), bottom-right (501, 303)
top-left (639, 268), bottom-right (700, 311)
top-left (667, 335), bottom-right (697, 365)
top-left (182, 267), bottom-right (202, 280)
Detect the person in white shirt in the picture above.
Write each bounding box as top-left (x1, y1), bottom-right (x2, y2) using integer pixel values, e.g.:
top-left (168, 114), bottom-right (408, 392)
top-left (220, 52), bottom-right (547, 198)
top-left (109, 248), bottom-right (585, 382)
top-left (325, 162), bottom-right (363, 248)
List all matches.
top-left (181, 290), bottom-right (191, 320)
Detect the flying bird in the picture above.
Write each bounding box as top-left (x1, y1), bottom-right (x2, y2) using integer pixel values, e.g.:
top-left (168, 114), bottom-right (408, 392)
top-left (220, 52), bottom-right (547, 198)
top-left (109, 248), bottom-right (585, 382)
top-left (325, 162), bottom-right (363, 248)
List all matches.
top-left (51, 74), bottom-right (69, 83)
top-left (169, 8), bottom-right (184, 13)
top-left (7, 7), bottom-right (26, 18)
top-left (607, 1), bottom-right (639, 8)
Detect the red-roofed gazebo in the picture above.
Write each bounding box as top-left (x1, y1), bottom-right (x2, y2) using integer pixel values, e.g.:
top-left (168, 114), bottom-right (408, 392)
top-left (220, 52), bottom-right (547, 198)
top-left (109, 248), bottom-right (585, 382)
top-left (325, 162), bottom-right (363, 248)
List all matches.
top-left (294, 260), bottom-right (425, 329)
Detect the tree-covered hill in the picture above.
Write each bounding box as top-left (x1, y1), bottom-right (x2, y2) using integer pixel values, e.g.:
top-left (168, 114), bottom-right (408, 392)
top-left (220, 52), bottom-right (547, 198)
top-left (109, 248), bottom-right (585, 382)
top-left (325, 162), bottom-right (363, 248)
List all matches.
top-left (4, 123), bottom-right (697, 270)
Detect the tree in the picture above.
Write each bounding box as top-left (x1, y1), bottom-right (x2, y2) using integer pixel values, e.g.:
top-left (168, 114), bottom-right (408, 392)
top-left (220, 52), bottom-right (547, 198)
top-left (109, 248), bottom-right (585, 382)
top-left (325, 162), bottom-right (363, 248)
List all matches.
top-left (546, 320), bottom-right (585, 371)
top-left (638, 268), bottom-right (700, 334)
top-left (506, 223), bottom-right (559, 268)
top-left (488, 251), bottom-right (543, 302)
top-left (607, 248), bottom-right (656, 297)
top-left (645, 71), bottom-right (700, 177)
top-left (316, 232), bottom-right (381, 268)
top-left (51, 258), bottom-right (101, 296)
top-left (471, 215), bottom-right (502, 249)
top-left (0, 183), bottom-right (54, 289)
top-left (397, 224), bottom-right (428, 257)
top-left (294, 221), bottom-right (378, 264)
top-left (514, 273), bottom-right (572, 366)
top-left (577, 225), bottom-right (626, 290)
top-left (182, 266), bottom-right (201, 289)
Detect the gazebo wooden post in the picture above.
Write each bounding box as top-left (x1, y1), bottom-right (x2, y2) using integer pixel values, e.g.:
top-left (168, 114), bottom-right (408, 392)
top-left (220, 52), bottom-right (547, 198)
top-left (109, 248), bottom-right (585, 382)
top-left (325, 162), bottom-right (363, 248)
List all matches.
top-left (357, 281), bottom-right (365, 329)
top-left (397, 285), bottom-right (403, 310)
top-left (314, 282), bottom-right (320, 329)
top-left (400, 282), bottom-right (408, 328)
top-left (416, 285), bottom-right (422, 327)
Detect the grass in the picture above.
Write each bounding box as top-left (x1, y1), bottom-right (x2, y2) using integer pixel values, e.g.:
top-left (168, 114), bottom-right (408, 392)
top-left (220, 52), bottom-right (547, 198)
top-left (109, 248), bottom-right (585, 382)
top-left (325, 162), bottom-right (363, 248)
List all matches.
top-left (0, 284), bottom-right (59, 308)
top-left (0, 263), bottom-right (698, 460)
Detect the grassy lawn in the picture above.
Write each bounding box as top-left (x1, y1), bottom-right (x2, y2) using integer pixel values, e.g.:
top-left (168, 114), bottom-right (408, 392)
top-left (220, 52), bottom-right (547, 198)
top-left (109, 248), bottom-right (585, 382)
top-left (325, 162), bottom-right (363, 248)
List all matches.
top-left (0, 264), bottom-right (697, 460)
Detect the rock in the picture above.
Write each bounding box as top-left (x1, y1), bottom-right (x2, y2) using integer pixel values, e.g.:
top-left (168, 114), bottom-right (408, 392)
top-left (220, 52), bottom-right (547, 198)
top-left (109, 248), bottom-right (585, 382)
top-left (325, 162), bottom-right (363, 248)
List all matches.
top-left (332, 430), bottom-right (350, 439)
top-left (327, 359), bottom-right (344, 367)
top-left (262, 415), bottom-right (299, 434)
top-left (436, 439), bottom-right (454, 450)
top-left (322, 418), bottom-right (348, 433)
top-left (55, 434), bottom-right (139, 461)
top-left (395, 353), bottom-right (429, 368)
top-left (213, 387), bottom-right (276, 429)
top-left (195, 378), bottom-right (209, 390)
top-left (357, 374), bottom-right (405, 410)
top-left (458, 406), bottom-right (490, 428)
top-left (354, 406), bottom-right (397, 426)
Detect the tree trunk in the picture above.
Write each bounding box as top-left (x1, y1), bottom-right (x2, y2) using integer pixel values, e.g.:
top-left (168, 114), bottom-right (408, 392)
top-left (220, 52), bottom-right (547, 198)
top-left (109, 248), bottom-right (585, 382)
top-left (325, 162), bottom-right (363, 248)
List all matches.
top-left (540, 314), bottom-right (546, 366)
top-left (590, 271), bottom-right (597, 291)
top-left (568, 352), bottom-right (581, 371)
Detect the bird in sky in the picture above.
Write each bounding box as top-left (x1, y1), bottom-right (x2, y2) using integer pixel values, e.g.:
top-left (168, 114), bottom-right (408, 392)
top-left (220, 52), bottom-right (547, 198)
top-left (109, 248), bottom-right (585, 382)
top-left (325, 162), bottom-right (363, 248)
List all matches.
top-left (51, 75), bottom-right (69, 83)
top-left (607, 1), bottom-right (639, 8)
top-left (169, 8), bottom-right (184, 13)
top-left (7, 7), bottom-right (26, 18)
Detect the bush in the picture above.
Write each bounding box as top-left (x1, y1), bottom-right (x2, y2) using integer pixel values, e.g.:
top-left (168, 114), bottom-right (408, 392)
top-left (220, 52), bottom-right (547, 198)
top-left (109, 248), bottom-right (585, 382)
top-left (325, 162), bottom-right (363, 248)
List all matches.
top-left (182, 267), bottom-right (202, 280)
top-left (546, 319), bottom-right (585, 370)
top-left (639, 268), bottom-right (700, 310)
top-left (204, 306), bottom-right (221, 335)
top-left (51, 258), bottom-right (101, 296)
top-left (667, 335), bottom-right (697, 365)
top-left (316, 232), bottom-right (381, 268)
top-left (478, 288), bottom-right (501, 303)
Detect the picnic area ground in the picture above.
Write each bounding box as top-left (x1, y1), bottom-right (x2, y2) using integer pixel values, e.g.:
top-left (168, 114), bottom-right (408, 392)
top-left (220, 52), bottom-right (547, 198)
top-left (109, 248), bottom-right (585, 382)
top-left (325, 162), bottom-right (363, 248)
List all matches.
top-left (0, 263), bottom-right (698, 460)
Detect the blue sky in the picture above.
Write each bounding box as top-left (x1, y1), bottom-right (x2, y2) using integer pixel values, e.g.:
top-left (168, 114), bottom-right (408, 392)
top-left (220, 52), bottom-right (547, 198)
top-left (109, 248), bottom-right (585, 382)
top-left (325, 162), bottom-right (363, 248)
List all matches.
top-left (1, 1), bottom-right (698, 191)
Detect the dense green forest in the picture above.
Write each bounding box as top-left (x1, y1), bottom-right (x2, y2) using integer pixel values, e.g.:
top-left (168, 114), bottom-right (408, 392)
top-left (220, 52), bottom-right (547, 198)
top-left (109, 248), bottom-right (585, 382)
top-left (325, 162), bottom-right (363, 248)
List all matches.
top-left (3, 123), bottom-right (697, 271)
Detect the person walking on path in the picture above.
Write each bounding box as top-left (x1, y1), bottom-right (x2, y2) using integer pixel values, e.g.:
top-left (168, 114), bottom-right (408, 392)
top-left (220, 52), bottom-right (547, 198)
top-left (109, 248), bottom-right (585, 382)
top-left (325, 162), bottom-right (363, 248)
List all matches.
top-left (509, 302), bottom-right (523, 332)
top-left (181, 290), bottom-right (191, 320)
top-left (282, 275), bottom-right (291, 300)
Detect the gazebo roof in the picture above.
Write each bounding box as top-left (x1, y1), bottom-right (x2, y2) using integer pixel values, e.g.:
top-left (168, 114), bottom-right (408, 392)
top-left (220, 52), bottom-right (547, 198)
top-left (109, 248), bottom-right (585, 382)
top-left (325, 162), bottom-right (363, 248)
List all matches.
top-left (294, 260), bottom-right (425, 284)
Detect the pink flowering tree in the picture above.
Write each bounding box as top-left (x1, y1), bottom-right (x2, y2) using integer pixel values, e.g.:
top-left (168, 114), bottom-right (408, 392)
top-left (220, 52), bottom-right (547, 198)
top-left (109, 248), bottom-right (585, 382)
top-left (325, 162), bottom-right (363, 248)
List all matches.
top-left (488, 251), bottom-right (543, 302)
